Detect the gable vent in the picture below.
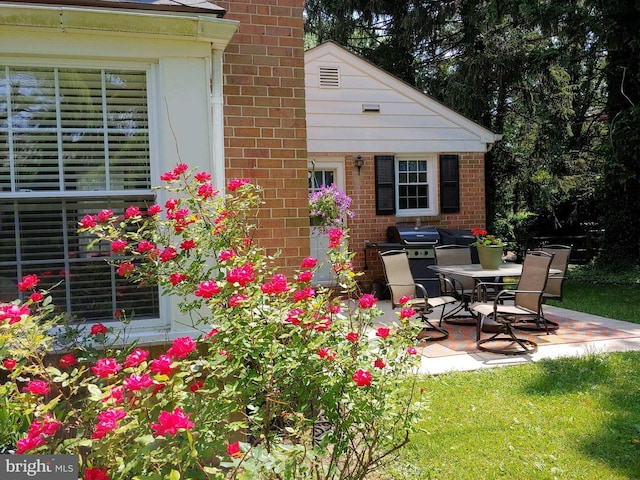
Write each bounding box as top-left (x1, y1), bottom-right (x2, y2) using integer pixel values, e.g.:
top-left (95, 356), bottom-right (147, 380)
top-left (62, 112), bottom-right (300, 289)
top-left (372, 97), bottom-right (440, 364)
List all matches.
top-left (319, 66), bottom-right (340, 88)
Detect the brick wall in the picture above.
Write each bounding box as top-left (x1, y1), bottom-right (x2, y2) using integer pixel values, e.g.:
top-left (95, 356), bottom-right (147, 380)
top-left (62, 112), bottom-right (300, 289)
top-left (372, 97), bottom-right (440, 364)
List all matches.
top-left (312, 152), bottom-right (486, 292)
top-left (217, 0), bottom-right (309, 274)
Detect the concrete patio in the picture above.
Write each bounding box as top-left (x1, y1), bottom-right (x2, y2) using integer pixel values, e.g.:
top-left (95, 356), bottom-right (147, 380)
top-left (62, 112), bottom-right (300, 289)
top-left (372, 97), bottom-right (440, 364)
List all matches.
top-left (373, 300), bottom-right (640, 375)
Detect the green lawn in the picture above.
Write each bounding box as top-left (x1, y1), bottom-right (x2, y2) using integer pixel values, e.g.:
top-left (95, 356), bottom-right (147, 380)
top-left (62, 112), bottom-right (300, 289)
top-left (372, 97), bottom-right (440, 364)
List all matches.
top-left (549, 281), bottom-right (640, 323)
top-left (380, 274), bottom-right (640, 479)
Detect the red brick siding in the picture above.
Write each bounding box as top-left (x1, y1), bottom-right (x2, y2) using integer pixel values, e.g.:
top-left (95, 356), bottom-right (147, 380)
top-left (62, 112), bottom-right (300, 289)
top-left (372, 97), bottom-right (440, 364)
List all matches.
top-left (311, 152), bottom-right (486, 292)
top-left (217, 1), bottom-right (308, 275)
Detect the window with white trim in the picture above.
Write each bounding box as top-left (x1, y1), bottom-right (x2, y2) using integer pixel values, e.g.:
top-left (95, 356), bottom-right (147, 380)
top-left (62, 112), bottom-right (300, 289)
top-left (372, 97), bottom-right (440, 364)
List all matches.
top-left (394, 154), bottom-right (437, 216)
top-left (0, 64), bottom-right (159, 321)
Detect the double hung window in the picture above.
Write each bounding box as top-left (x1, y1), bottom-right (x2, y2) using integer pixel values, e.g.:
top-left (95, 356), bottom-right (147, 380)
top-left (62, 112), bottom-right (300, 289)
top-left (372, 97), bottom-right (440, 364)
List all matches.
top-left (0, 64), bottom-right (159, 322)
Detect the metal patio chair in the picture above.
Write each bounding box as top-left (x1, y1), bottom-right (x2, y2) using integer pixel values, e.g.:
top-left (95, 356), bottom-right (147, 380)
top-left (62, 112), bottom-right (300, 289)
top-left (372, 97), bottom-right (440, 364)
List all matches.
top-left (469, 250), bottom-right (554, 355)
top-left (379, 249), bottom-right (458, 341)
top-left (434, 245), bottom-right (477, 325)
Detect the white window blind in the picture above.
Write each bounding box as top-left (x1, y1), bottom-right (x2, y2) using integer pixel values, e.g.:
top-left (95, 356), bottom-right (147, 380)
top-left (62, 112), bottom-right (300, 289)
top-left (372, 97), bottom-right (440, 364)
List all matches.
top-left (0, 65), bottom-right (159, 322)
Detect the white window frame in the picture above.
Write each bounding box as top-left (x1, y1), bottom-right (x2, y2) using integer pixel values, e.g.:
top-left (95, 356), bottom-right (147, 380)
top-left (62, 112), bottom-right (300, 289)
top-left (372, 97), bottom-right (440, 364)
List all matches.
top-left (394, 153), bottom-right (438, 217)
top-left (0, 57), bottom-right (168, 334)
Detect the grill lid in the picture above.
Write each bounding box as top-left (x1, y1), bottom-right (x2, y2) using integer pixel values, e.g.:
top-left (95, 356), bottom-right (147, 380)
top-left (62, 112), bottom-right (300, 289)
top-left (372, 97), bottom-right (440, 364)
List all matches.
top-left (386, 226), bottom-right (440, 246)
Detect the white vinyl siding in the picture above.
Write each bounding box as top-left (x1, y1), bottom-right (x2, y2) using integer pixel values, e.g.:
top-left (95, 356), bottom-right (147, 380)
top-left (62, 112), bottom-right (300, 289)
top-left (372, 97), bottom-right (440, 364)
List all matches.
top-left (0, 64), bottom-right (159, 321)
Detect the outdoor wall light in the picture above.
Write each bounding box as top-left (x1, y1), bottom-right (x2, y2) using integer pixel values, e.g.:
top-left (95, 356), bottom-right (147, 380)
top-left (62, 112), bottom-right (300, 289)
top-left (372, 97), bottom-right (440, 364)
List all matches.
top-left (354, 155), bottom-right (365, 174)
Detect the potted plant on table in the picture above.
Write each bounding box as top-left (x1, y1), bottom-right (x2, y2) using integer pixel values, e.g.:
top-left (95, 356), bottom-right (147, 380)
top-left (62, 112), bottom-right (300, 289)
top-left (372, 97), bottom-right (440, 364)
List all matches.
top-left (471, 228), bottom-right (504, 269)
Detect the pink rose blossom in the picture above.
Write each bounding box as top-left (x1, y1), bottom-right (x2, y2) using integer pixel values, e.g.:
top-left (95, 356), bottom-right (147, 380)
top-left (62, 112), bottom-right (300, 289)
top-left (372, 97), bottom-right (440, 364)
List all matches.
top-left (97, 209), bottom-right (113, 223)
top-left (228, 294), bottom-right (247, 307)
top-left (149, 354), bottom-right (173, 376)
top-left (148, 204), bottom-right (162, 216)
top-left (160, 170), bottom-right (178, 182)
top-left (261, 273), bottom-right (289, 294)
top-left (346, 332), bottom-right (359, 342)
top-left (92, 358), bottom-right (122, 378)
top-left (169, 272), bottom-right (189, 286)
top-left (197, 183), bottom-right (215, 199)
top-left (227, 441), bottom-right (242, 457)
top-left (300, 256), bottom-right (318, 269)
top-left (286, 308), bottom-right (304, 325)
top-left (407, 347), bottom-right (418, 355)
top-left (59, 353), bottom-right (77, 369)
top-left (296, 271), bottom-right (314, 283)
top-left (0, 303), bottom-right (30, 324)
top-left (226, 264), bottom-right (256, 286)
top-left (136, 240), bottom-right (155, 253)
top-left (227, 178), bottom-right (250, 192)
top-left (194, 171), bottom-right (212, 182)
top-left (204, 328), bottom-right (219, 339)
top-left (352, 369), bottom-right (372, 387)
top-left (3, 358), bottom-right (17, 370)
top-left (190, 381), bottom-right (204, 393)
top-left (375, 327), bottom-right (391, 339)
top-left (79, 214), bottom-right (97, 229)
top-left (28, 414), bottom-right (61, 437)
top-left (124, 373), bottom-right (154, 391)
top-left (16, 434), bottom-right (45, 454)
top-left (318, 347), bottom-right (337, 360)
top-left (125, 206), bottom-right (140, 218)
top-left (159, 247), bottom-right (177, 263)
top-left (165, 198), bottom-right (178, 211)
top-left (29, 292), bottom-right (44, 302)
top-left (399, 307), bottom-right (416, 319)
top-left (374, 358), bottom-right (386, 369)
top-left (110, 239), bottom-right (127, 254)
top-left (194, 280), bottom-right (221, 298)
top-left (180, 238), bottom-right (196, 250)
top-left (151, 407), bottom-right (194, 436)
top-left (124, 348), bottom-right (149, 368)
top-left (358, 294), bottom-right (377, 309)
top-left (116, 262), bottom-right (134, 277)
top-left (167, 336), bottom-right (197, 358)
top-left (398, 295), bottom-right (411, 305)
top-left (173, 163), bottom-right (189, 175)
top-left (328, 228), bottom-right (344, 248)
top-left (218, 249), bottom-right (236, 262)
top-left (293, 287), bottom-right (315, 302)
top-left (18, 274), bottom-right (39, 292)
top-left (90, 323), bottom-right (108, 335)
top-left (92, 408), bottom-right (126, 439)
top-left (23, 379), bottom-right (50, 395)
top-left (84, 467), bottom-right (110, 480)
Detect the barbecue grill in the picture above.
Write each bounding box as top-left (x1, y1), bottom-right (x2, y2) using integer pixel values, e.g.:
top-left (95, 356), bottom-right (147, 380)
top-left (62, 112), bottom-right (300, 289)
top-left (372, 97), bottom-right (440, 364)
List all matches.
top-left (386, 226), bottom-right (440, 296)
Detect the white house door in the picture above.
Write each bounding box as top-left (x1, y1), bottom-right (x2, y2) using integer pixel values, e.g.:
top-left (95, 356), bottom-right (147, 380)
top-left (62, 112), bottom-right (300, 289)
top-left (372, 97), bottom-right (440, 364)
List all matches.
top-left (309, 159), bottom-right (345, 285)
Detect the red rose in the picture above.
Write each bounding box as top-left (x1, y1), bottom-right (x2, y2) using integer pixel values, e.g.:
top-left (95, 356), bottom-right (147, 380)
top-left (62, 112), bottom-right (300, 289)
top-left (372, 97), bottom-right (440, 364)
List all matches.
top-left (352, 369), bottom-right (372, 387)
top-left (90, 323), bottom-right (108, 335)
top-left (375, 327), bottom-right (391, 339)
top-left (59, 353), bottom-right (77, 368)
top-left (227, 441), bottom-right (242, 457)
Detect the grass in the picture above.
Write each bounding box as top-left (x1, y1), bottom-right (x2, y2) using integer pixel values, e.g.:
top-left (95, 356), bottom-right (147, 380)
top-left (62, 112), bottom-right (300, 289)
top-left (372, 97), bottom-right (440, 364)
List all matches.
top-left (379, 267), bottom-right (640, 479)
top-left (382, 352), bottom-right (640, 479)
top-left (549, 282), bottom-right (640, 323)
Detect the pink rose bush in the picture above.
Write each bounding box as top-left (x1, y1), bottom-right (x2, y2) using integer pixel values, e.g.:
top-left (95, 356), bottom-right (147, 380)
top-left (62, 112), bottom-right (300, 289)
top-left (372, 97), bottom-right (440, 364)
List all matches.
top-left (0, 166), bottom-right (422, 479)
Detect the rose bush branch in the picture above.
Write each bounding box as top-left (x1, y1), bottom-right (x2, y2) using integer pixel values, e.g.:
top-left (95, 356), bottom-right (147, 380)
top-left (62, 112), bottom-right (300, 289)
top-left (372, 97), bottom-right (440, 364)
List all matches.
top-left (0, 165), bottom-right (424, 480)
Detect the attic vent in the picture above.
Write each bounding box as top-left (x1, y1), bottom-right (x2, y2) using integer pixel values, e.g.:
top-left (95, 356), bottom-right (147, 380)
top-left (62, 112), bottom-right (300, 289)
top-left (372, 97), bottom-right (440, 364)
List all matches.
top-left (319, 66), bottom-right (340, 88)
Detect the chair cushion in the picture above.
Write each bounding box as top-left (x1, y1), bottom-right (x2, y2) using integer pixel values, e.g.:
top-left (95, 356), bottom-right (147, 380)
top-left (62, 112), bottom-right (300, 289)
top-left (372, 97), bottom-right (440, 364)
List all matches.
top-left (470, 302), bottom-right (535, 318)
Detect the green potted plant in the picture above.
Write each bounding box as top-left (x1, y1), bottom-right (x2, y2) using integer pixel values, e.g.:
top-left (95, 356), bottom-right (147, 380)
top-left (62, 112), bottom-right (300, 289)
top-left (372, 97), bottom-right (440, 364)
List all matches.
top-left (471, 228), bottom-right (504, 269)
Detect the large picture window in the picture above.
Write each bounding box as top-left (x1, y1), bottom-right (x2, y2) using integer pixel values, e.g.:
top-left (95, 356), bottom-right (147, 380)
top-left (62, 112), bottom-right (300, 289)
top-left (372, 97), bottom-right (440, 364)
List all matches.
top-left (0, 64), bottom-right (159, 322)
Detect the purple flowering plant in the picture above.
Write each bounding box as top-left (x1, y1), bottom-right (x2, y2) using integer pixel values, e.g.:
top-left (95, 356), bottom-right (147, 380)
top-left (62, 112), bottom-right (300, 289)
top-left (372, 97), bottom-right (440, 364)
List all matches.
top-left (309, 184), bottom-right (355, 232)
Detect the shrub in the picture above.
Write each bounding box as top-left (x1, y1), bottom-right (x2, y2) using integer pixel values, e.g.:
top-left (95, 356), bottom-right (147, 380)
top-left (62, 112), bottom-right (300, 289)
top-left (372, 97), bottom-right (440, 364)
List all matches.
top-left (0, 166), bottom-right (423, 480)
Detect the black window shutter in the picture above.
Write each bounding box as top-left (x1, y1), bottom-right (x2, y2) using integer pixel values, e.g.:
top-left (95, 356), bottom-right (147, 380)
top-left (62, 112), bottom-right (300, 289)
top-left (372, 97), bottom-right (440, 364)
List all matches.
top-left (375, 155), bottom-right (395, 215)
top-left (439, 154), bottom-right (460, 213)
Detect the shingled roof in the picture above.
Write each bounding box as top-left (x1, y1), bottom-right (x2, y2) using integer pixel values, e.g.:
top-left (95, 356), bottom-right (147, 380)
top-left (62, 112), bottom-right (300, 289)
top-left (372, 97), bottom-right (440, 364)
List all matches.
top-left (0, 0), bottom-right (226, 16)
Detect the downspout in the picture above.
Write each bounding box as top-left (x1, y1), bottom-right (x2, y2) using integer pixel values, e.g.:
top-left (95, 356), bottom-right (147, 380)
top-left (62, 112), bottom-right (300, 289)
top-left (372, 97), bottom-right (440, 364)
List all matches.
top-left (210, 47), bottom-right (225, 190)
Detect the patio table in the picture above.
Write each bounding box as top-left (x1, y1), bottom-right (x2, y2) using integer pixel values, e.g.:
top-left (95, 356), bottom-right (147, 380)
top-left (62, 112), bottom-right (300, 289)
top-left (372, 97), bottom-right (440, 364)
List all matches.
top-left (427, 263), bottom-right (561, 324)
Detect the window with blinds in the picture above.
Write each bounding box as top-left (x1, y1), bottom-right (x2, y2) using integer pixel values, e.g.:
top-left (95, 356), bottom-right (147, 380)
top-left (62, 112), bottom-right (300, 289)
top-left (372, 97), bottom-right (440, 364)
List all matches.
top-left (0, 65), bottom-right (159, 322)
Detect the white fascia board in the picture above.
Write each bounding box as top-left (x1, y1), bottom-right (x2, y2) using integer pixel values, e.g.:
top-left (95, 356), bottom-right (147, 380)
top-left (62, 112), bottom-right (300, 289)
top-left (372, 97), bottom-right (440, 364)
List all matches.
top-left (305, 42), bottom-right (499, 145)
top-left (0, 3), bottom-right (238, 49)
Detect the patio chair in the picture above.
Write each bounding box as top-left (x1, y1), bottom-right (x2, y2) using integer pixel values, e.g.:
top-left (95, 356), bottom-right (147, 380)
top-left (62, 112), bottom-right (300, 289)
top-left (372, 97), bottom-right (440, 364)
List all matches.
top-left (434, 245), bottom-right (476, 325)
top-left (379, 249), bottom-right (457, 341)
top-left (514, 244), bottom-right (572, 333)
top-left (541, 244), bottom-right (572, 302)
top-left (469, 250), bottom-right (554, 355)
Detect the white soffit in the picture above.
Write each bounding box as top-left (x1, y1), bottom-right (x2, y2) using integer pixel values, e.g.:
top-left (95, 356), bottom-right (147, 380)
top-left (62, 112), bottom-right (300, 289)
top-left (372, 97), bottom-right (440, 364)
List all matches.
top-left (0, 2), bottom-right (238, 49)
